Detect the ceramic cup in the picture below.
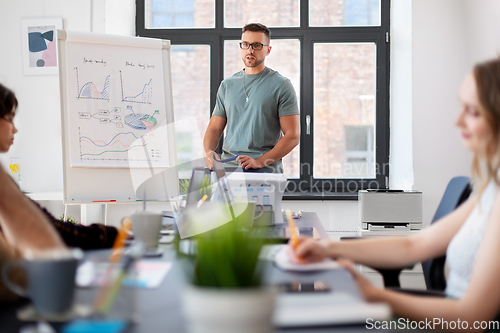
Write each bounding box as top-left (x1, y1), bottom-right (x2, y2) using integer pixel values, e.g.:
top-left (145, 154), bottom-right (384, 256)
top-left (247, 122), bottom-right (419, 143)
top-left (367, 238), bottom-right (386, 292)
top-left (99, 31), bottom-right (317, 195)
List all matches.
top-left (233, 201), bottom-right (265, 227)
top-left (247, 201), bottom-right (264, 221)
top-left (2, 248), bottom-right (83, 315)
top-left (131, 211), bottom-right (163, 249)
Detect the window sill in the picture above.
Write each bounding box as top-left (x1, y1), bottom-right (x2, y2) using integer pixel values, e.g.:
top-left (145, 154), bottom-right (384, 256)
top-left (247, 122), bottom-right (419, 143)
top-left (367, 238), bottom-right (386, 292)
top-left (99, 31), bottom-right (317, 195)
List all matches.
top-left (282, 191), bottom-right (358, 201)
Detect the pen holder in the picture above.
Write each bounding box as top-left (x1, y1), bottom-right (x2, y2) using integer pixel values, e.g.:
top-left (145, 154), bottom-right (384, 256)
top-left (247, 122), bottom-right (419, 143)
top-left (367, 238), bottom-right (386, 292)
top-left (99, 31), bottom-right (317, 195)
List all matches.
top-left (74, 253), bottom-right (141, 324)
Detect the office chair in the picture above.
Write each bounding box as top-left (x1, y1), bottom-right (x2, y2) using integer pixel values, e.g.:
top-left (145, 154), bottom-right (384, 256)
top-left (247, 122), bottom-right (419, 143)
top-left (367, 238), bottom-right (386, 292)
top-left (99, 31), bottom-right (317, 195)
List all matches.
top-left (345, 176), bottom-right (472, 294)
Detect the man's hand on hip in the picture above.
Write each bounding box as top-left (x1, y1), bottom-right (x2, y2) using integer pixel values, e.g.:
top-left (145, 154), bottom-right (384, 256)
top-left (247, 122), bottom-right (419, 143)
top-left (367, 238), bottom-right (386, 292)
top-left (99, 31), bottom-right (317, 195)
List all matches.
top-left (237, 155), bottom-right (265, 170)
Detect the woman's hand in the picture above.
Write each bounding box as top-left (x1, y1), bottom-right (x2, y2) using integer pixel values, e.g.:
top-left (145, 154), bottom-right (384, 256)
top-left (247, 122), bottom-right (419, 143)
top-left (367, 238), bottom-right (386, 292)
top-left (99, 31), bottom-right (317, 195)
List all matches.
top-left (287, 236), bottom-right (330, 264)
top-left (287, 238), bottom-right (384, 302)
top-left (337, 258), bottom-right (382, 302)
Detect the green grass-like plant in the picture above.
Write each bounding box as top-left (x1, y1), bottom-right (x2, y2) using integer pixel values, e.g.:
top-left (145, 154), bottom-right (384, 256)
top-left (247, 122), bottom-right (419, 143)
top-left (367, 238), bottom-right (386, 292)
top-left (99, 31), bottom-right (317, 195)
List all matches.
top-left (183, 212), bottom-right (266, 288)
top-left (178, 174), bottom-right (212, 199)
top-left (59, 215), bottom-right (79, 224)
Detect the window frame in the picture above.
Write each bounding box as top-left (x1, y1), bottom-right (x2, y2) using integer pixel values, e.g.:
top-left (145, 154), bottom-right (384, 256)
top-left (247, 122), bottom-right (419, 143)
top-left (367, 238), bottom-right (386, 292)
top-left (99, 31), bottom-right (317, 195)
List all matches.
top-left (136, 0), bottom-right (390, 194)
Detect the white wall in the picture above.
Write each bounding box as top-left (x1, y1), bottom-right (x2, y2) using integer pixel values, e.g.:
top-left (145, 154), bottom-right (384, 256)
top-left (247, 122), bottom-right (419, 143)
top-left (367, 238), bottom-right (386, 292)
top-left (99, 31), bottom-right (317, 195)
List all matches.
top-left (0, 0), bottom-right (94, 193)
top-left (413, 0), bottom-right (500, 226)
top-left (1, 0), bottom-right (499, 230)
top-left (0, 0), bottom-right (134, 194)
top-left (0, 0), bottom-right (135, 226)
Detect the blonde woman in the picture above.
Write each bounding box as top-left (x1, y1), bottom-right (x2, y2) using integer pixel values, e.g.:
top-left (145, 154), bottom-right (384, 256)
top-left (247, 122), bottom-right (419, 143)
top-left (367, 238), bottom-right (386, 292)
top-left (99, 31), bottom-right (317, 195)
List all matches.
top-left (290, 59), bottom-right (500, 331)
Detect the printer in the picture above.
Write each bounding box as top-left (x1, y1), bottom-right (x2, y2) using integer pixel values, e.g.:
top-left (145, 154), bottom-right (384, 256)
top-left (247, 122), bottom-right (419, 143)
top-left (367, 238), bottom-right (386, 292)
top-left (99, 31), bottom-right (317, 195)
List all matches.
top-left (359, 190), bottom-right (422, 232)
top-left (226, 172), bottom-right (288, 225)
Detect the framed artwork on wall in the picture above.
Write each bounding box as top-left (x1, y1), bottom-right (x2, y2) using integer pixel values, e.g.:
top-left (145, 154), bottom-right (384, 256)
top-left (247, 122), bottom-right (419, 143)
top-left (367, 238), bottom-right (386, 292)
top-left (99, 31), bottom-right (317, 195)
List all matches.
top-left (21, 17), bottom-right (63, 75)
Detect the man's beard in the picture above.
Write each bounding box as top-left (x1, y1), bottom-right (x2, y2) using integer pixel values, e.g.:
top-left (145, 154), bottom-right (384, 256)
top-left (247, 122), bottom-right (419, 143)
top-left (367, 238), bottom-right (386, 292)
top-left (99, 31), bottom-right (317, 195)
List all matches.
top-left (243, 56), bottom-right (264, 68)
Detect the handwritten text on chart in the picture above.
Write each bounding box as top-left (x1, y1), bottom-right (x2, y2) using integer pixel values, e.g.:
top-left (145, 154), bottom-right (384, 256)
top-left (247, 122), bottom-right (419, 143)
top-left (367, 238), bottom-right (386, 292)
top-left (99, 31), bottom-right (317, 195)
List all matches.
top-left (83, 58), bottom-right (107, 66)
top-left (125, 61), bottom-right (155, 70)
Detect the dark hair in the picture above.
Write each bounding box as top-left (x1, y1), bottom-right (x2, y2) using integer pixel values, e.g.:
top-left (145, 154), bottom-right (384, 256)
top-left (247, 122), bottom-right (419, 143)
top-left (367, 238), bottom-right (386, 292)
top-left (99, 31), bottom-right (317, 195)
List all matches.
top-left (242, 23), bottom-right (271, 41)
top-left (0, 83), bottom-right (18, 118)
top-left (470, 59), bottom-right (500, 193)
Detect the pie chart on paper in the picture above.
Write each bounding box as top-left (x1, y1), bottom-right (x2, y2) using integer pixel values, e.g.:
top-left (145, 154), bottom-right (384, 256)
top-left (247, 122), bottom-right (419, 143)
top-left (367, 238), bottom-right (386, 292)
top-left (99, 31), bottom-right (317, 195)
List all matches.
top-left (125, 113), bottom-right (157, 130)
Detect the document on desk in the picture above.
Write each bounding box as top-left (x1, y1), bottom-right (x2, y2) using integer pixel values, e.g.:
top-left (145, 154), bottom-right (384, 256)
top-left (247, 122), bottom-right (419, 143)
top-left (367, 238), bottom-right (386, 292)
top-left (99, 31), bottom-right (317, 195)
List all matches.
top-left (76, 260), bottom-right (172, 289)
top-left (273, 293), bottom-right (391, 327)
top-left (273, 246), bottom-right (339, 271)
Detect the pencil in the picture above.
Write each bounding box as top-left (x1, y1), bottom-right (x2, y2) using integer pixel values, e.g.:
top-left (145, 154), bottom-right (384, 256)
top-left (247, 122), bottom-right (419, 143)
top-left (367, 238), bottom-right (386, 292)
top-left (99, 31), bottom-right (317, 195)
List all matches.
top-left (286, 209), bottom-right (302, 263)
top-left (93, 218), bottom-right (132, 310)
top-left (285, 209), bottom-right (299, 249)
top-left (98, 255), bottom-right (135, 315)
top-left (197, 194), bottom-right (208, 208)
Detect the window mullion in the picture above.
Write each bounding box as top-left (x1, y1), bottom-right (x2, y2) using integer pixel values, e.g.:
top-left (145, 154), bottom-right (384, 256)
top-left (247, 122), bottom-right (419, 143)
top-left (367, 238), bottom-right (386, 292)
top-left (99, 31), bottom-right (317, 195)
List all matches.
top-left (375, 29), bottom-right (390, 188)
top-left (300, 34), bottom-right (314, 185)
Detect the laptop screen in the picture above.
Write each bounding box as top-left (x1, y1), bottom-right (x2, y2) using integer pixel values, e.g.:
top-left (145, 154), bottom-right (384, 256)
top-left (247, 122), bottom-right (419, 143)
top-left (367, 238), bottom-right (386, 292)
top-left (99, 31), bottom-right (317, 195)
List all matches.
top-left (185, 167), bottom-right (207, 208)
top-left (211, 158), bottom-right (236, 219)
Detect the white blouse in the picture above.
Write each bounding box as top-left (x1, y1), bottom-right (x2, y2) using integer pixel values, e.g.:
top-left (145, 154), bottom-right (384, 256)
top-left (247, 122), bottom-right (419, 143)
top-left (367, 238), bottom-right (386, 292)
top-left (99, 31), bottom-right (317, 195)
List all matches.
top-left (445, 177), bottom-right (498, 298)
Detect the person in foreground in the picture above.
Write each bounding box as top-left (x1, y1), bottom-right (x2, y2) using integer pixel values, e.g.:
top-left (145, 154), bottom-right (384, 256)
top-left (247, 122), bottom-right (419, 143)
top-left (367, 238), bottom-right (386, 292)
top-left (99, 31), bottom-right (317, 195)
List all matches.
top-left (0, 162), bottom-right (66, 301)
top-left (0, 83), bottom-right (117, 250)
top-left (203, 23), bottom-right (300, 173)
top-left (289, 59), bottom-right (500, 331)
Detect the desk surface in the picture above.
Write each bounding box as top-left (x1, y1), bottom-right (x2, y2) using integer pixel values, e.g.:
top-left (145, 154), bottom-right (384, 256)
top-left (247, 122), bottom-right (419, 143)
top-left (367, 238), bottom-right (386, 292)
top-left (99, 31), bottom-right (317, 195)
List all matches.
top-left (0, 213), bottom-right (420, 333)
top-left (281, 211), bottom-right (330, 240)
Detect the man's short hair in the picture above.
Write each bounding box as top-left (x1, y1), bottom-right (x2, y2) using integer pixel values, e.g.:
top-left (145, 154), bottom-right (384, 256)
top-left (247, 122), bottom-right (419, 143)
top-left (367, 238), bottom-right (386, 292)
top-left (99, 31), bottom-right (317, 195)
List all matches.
top-left (242, 23), bottom-right (271, 40)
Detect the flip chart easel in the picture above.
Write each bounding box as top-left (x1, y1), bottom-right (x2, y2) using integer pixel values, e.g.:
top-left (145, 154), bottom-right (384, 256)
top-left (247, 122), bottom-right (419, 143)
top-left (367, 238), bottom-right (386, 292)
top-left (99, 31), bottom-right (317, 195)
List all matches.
top-left (57, 30), bottom-right (179, 221)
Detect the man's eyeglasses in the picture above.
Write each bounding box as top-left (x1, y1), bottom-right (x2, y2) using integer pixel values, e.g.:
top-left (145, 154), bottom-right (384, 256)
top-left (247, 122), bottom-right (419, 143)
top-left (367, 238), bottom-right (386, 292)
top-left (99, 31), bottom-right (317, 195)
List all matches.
top-left (239, 42), bottom-right (269, 51)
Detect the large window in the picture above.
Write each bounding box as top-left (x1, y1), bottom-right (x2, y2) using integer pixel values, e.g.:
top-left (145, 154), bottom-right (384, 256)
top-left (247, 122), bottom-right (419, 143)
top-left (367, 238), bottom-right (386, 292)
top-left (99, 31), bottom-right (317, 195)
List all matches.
top-left (137, 0), bottom-right (390, 194)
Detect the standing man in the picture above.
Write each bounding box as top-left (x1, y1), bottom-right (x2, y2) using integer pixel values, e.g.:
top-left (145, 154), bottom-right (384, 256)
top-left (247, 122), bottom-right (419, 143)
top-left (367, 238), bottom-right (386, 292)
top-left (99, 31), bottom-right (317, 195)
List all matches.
top-left (203, 23), bottom-right (300, 173)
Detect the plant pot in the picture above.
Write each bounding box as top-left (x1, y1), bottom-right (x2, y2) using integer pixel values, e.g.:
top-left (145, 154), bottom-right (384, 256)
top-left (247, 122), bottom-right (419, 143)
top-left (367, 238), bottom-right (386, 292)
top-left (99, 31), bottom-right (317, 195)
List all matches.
top-left (182, 285), bottom-right (276, 333)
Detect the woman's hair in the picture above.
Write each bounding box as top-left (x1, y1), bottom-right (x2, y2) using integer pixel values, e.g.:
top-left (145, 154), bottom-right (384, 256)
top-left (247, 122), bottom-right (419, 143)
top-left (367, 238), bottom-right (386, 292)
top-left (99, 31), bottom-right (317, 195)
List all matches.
top-left (470, 59), bottom-right (500, 194)
top-left (0, 83), bottom-right (18, 118)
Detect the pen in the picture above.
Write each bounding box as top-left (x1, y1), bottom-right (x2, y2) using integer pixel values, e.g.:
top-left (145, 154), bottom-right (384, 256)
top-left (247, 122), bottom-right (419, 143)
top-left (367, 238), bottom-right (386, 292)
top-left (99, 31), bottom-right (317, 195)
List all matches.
top-left (220, 155), bottom-right (238, 163)
top-left (197, 194), bottom-right (208, 208)
top-left (93, 200), bottom-right (117, 202)
top-left (286, 209), bottom-right (302, 263)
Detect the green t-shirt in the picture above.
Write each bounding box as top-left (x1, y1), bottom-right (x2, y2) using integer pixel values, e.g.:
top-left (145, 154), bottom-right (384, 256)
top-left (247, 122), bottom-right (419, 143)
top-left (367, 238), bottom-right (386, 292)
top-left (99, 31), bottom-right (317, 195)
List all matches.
top-left (213, 67), bottom-right (299, 173)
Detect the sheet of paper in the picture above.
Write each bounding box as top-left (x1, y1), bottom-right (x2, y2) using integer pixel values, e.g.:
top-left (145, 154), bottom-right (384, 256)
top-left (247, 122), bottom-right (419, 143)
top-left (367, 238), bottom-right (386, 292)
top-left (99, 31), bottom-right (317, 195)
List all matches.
top-left (76, 260), bottom-right (172, 288)
top-left (273, 246), bottom-right (340, 271)
top-left (259, 244), bottom-right (286, 261)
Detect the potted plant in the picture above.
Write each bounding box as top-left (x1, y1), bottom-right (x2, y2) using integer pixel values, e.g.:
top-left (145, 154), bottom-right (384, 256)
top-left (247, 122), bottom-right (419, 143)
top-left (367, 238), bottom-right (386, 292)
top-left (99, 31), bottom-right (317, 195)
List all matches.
top-left (180, 207), bottom-right (275, 333)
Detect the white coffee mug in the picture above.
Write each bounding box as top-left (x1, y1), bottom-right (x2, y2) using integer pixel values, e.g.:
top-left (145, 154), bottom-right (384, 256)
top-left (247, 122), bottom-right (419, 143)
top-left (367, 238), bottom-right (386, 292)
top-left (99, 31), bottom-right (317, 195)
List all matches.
top-left (232, 201), bottom-right (264, 227)
top-left (131, 211), bottom-right (163, 249)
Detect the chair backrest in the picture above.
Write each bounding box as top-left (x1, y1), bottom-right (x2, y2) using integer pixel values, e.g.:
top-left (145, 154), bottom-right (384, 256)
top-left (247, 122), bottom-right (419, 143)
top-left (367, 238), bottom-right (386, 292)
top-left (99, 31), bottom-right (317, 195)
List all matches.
top-left (422, 176), bottom-right (472, 291)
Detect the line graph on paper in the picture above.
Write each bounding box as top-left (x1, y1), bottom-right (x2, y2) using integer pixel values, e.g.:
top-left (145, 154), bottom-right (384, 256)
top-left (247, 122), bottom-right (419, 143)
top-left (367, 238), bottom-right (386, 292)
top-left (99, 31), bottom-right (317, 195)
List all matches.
top-left (75, 68), bottom-right (111, 101)
top-left (78, 127), bottom-right (164, 163)
top-left (120, 71), bottom-right (152, 104)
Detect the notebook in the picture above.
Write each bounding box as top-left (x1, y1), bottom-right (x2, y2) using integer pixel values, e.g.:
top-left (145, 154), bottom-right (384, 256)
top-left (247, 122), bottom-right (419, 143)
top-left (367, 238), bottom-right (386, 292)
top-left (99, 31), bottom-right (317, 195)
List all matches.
top-left (273, 292), bottom-right (391, 327)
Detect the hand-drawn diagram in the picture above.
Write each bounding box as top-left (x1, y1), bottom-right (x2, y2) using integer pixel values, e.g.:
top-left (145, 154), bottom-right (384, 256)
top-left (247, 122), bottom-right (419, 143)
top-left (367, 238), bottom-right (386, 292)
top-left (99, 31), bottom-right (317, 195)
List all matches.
top-left (124, 106), bottom-right (159, 130)
top-left (75, 68), bottom-right (110, 100)
top-left (76, 106), bottom-right (165, 163)
top-left (120, 71), bottom-right (152, 104)
top-left (79, 130), bottom-right (153, 159)
top-left (78, 107), bottom-right (124, 128)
